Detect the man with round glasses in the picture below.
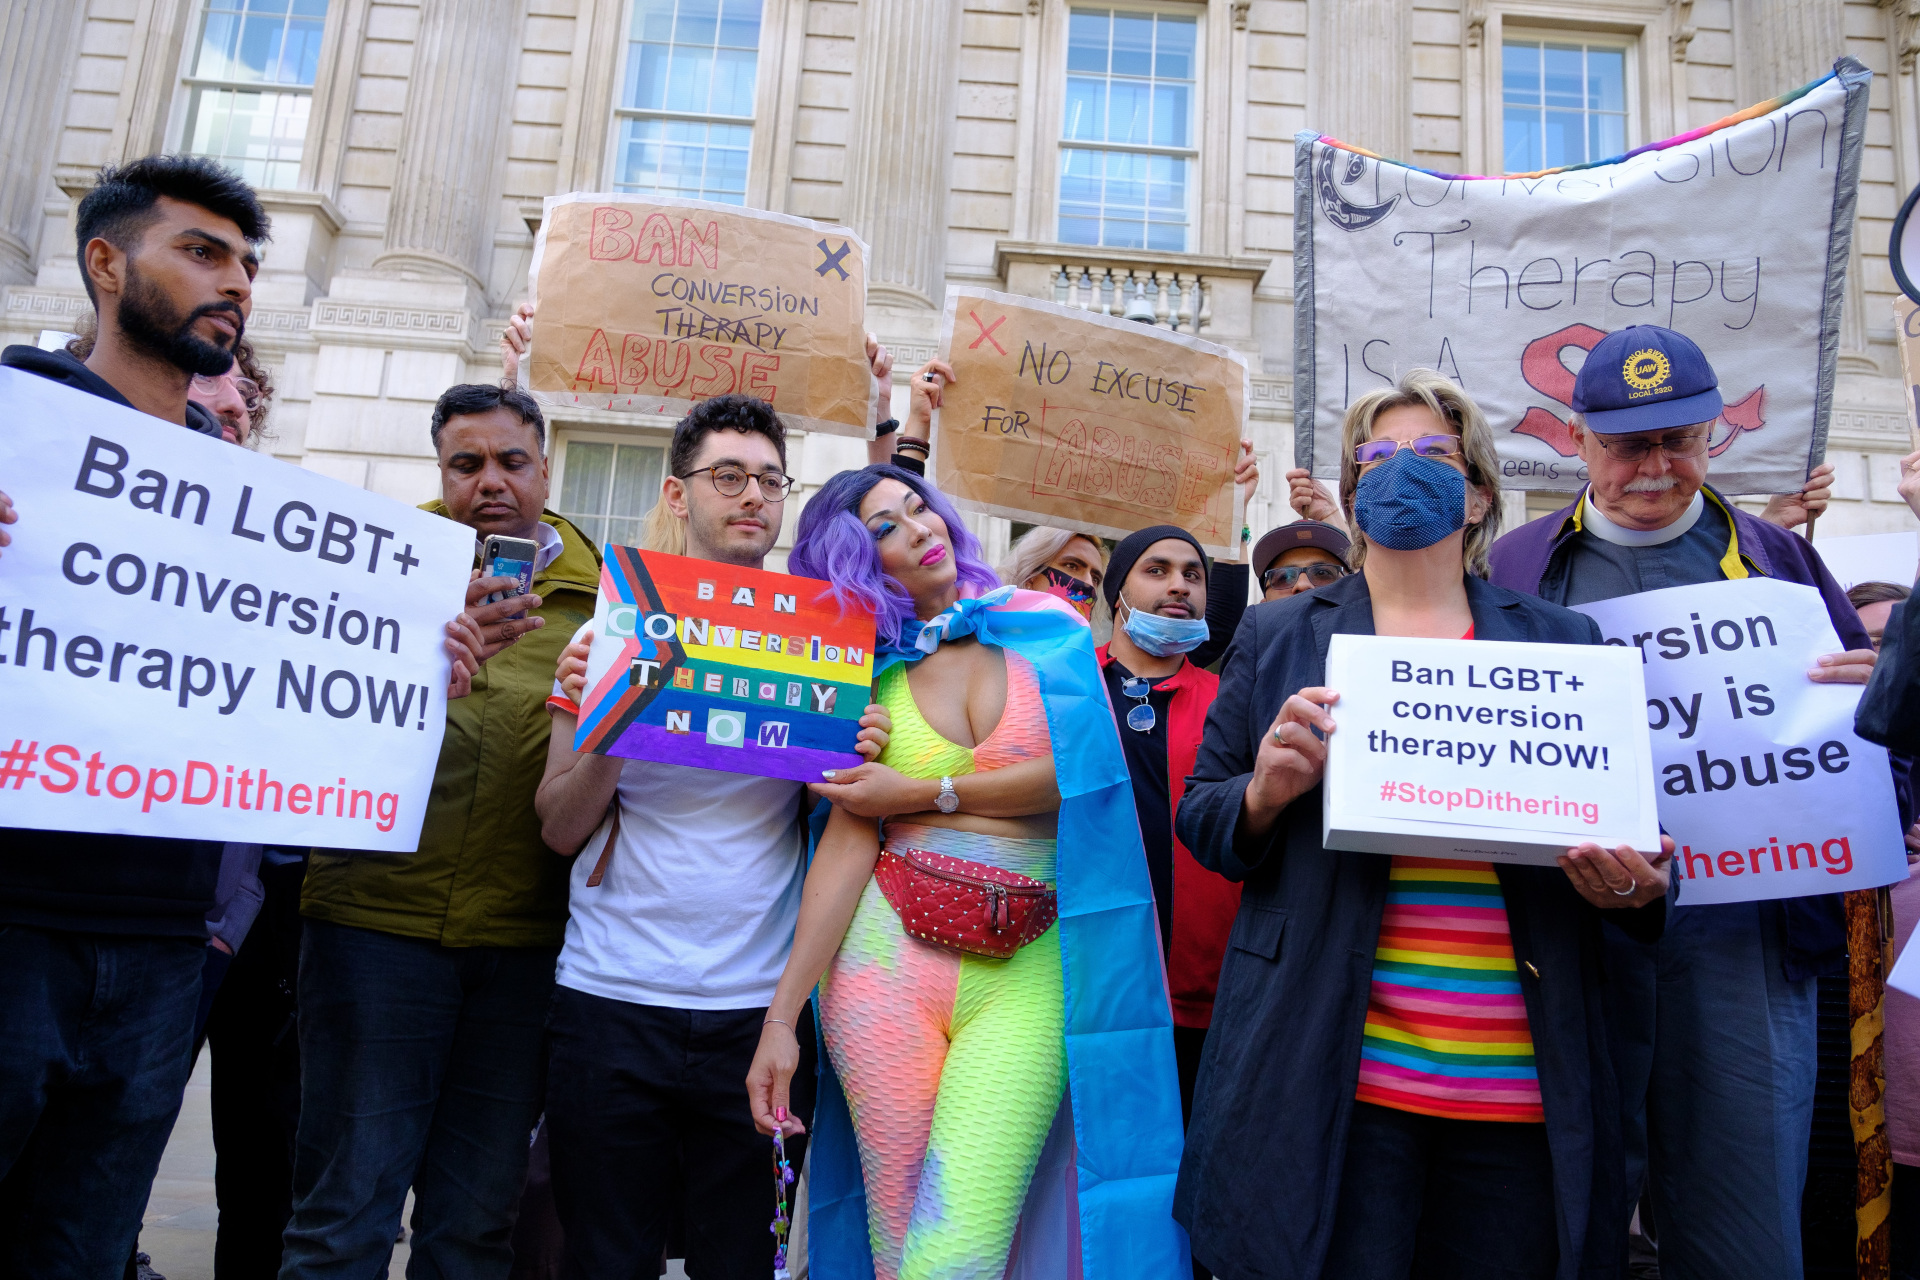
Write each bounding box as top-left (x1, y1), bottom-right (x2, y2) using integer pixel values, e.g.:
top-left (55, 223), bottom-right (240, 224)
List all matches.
top-left (1252, 519), bottom-right (1351, 602)
top-left (1488, 323), bottom-right (1880, 1280)
top-left (1093, 525), bottom-right (1245, 1131)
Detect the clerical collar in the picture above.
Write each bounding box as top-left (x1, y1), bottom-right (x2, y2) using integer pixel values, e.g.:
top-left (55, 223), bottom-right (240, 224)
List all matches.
top-left (1580, 489), bottom-right (1704, 548)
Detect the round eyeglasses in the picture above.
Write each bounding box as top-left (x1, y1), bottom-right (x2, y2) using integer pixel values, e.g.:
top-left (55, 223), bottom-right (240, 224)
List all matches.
top-left (1353, 435), bottom-right (1462, 465)
top-left (680, 465), bottom-right (796, 500)
top-left (1121, 675), bottom-right (1157, 733)
top-left (1263, 563), bottom-right (1347, 592)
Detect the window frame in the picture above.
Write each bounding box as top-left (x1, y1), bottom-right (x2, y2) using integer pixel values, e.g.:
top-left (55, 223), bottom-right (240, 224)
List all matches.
top-left (602, 0), bottom-right (766, 205)
top-left (171, 0), bottom-right (331, 191)
top-left (550, 427), bottom-right (673, 550)
top-left (1053, 3), bottom-right (1207, 253)
top-left (1497, 27), bottom-right (1640, 175)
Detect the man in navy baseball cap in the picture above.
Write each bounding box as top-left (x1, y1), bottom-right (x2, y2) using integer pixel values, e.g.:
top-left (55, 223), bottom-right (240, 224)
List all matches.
top-left (1484, 323), bottom-right (1883, 1279)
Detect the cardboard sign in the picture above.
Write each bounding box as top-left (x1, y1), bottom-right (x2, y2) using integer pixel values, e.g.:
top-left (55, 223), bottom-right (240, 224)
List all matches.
top-left (933, 286), bottom-right (1249, 559)
top-left (1574, 577), bottom-right (1906, 904)
top-left (1295, 58), bottom-right (1869, 495)
top-left (573, 546), bottom-right (877, 782)
top-left (1322, 634), bottom-right (1660, 865)
top-left (0, 368), bottom-right (471, 848)
top-left (524, 193), bottom-right (877, 438)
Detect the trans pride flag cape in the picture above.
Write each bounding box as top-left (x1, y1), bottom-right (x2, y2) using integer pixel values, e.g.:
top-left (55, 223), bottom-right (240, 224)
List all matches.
top-left (807, 587), bottom-right (1189, 1277)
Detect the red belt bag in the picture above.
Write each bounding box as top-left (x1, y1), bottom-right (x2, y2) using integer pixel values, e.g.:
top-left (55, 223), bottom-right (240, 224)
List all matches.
top-left (873, 848), bottom-right (1058, 959)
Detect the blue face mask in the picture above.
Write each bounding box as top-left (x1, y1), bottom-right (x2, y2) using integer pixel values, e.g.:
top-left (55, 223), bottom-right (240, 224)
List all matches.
top-left (1119, 596), bottom-right (1210, 657)
top-left (1351, 448), bottom-right (1468, 551)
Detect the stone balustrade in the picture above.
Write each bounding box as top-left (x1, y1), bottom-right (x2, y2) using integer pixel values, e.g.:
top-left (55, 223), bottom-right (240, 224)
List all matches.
top-left (991, 241), bottom-right (1271, 354)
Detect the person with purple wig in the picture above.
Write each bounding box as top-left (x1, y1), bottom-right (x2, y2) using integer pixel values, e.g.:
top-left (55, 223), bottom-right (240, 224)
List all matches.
top-left (747, 465), bottom-right (1190, 1278)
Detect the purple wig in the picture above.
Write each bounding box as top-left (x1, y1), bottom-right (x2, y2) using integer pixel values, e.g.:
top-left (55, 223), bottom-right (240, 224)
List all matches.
top-left (788, 464), bottom-right (1002, 647)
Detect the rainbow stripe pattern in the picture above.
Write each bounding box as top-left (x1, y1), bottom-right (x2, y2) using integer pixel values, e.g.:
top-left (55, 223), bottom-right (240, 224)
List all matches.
top-left (1355, 858), bottom-right (1544, 1123)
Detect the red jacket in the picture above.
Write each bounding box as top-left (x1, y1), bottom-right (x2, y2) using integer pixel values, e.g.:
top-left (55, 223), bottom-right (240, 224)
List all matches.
top-left (1098, 644), bottom-right (1243, 1028)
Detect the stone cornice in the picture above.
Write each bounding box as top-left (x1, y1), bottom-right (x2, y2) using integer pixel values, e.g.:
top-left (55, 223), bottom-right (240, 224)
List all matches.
top-left (993, 240), bottom-right (1273, 284)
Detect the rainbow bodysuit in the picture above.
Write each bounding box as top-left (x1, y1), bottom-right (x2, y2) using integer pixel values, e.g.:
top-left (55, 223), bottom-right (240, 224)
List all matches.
top-left (816, 648), bottom-right (1064, 1280)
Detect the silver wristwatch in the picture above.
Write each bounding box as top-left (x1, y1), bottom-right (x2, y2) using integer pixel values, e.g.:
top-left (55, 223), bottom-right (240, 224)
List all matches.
top-left (935, 776), bottom-right (960, 813)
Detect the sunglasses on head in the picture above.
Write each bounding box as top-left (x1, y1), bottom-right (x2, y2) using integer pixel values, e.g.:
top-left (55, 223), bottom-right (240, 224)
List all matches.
top-left (1263, 563), bottom-right (1347, 591)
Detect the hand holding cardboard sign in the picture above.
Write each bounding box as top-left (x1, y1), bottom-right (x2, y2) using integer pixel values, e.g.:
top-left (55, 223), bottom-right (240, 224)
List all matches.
top-left (556, 628), bottom-right (592, 704)
top-left (1243, 687), bottom-right (1340, 838)
top-left (1558, 836), bottom-right (1674, 910)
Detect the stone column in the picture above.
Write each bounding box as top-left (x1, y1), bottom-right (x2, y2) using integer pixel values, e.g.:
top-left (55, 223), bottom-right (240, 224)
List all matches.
top-left (841, 0), bottom-right (961, 309)
top-left (372, 0), bottom-right (522, 287)
top-left (1309, 0), bottom-right (1409, 160)
top-left (0, 2), bottom-right (83, 286)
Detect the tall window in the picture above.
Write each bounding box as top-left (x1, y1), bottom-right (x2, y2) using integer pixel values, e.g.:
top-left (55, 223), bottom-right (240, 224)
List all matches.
top-left (181, 0), bottom-right (328, 188)
top-left (557, 440), bottom-right (665, 548)
top-left (1059, 8), bottom-right (1197, 252)
top-left (611, 0), bottom-right (761, 203)
top-left (1502, 38), bottom-right (1629, 173)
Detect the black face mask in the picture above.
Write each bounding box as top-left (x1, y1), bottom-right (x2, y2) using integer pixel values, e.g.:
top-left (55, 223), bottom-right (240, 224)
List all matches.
top-left (116, 259), bottom-right (242, 377)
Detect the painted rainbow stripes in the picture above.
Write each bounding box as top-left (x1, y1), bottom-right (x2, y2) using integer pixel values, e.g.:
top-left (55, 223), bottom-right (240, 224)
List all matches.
top-left (1316, 68), bottom-right (1830, 182)
top-left (1356, 858), bottom-right (1544, 1124)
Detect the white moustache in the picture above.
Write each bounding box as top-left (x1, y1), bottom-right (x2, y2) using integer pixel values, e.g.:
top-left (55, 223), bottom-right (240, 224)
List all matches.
top-left (1622, 475), bottom-right (1679, 494)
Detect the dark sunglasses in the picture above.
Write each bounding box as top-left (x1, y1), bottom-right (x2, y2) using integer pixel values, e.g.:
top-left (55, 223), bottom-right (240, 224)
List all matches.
top-left (1263, 563), bottom-right (1347, 591)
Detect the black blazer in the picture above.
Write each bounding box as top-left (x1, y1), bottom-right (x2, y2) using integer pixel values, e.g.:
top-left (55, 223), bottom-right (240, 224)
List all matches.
top-left (1172, 571), bottom-right (1661, 1280)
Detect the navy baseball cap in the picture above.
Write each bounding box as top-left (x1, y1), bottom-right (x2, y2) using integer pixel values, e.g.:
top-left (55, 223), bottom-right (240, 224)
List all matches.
top-left (1572, 325), bottom-right (1723, 434)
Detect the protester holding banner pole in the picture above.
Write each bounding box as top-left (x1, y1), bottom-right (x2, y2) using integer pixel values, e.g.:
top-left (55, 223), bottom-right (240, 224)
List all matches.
top-left (1174, 368), bottom-right (1671, 1280)
top-left (1487, 324), bottom-right (1884, 1280)
top-left (278, 383), bottom-right (599, 1279)
top-left (748, 463), bottom-right (1189, 1278)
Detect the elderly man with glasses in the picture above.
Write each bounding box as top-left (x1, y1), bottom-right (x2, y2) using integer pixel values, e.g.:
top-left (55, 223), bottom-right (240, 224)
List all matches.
top-left (1488, 325), bottom-right (1880, 1280)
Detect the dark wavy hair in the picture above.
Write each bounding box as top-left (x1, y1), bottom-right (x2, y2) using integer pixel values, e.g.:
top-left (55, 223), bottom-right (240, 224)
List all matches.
top-left (788, 465), bottom-right (1000, 646)
top-left (76, 156), bottom-right (269, 304)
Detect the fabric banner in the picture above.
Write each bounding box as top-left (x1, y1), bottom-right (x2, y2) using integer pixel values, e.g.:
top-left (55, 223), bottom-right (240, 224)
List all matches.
top-left (573, 546), bottom-right (876, 782)
top-left (523, 193), bottom-right (877, 437)
top-left (0, 368), bottom-right (471, 849)
top-left (1573, 577), bottom-right (1906, 905)
top-left (1321, 634), bottom-right (1660, 866)
top-left (933, 286), bottom-right (1248, 559)
top-left (1295, 57), bottom-right (1870, 495)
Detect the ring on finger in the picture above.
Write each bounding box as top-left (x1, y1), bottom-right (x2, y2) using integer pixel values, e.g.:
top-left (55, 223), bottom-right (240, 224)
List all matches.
top-left (1611, 882), bottom-right (1638, 897)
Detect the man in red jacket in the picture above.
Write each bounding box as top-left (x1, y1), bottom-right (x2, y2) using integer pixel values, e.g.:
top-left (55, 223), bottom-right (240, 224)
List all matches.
top-left (1097, 525), bottom-right (1244, 1122)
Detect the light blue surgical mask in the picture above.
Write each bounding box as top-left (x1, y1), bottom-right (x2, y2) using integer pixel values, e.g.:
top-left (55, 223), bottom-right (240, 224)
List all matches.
top-left (1118, 596), bottom-right (1210, 657)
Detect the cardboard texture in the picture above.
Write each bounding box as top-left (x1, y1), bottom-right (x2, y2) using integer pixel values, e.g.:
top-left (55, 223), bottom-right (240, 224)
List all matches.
top-left (573, 546), bottom-right (877, 783)
top-left (524, 193), bottom-right (876, 438)
top-left (1321, 634), bottom-right (1661, 867)
top-left (933, 287), bottom-right (1248, 558)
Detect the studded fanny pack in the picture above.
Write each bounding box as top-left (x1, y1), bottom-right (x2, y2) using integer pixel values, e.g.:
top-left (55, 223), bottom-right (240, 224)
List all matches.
top-left (873, 847), bottom-right (1058, 959)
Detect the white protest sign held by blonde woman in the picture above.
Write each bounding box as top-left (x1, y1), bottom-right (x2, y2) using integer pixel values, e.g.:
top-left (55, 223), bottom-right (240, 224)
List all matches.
top-left (933, 286), bottom-right (1248, 560)
top-left (523, 193), bottom-right (877, 437)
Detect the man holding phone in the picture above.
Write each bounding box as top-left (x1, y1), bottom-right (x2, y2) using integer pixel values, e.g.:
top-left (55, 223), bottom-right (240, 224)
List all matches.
top-left (282, 384), bottom-right (600, 1279)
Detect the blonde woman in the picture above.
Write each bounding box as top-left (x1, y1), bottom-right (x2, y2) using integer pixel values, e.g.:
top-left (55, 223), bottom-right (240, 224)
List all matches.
top-left (1171, 369), bottom-right (1674, 1280)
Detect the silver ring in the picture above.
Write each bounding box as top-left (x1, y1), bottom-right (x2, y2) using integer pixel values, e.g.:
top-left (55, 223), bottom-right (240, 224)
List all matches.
top-left (924, 372), bottom-right (936, 382)
top-left (1612, 883), bottom-right (1637, 897)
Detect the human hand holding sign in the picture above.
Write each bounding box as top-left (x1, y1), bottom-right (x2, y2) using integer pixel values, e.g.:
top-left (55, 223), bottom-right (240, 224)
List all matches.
top-left (1758, 461), bottom-right (1833, 531)
top-left (0, 486), bottom-right (14, 559)
top-left (1241, 688), bottom-right (1340, 838)
top-left (1285, 468), bottom-right (1343, 526)
top-left (1558, 836), bottom-right (1674, 910)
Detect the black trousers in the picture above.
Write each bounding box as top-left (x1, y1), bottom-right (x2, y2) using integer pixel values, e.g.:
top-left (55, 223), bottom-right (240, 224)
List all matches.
top-left (544, 988), bottom-right (816, 1280)
top-left (1321, 1101), bottom-right (1558, 1280)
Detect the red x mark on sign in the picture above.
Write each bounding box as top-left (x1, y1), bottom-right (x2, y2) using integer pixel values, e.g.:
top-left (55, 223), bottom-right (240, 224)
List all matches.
top-left (967, 310), bottom-right (1007, 355)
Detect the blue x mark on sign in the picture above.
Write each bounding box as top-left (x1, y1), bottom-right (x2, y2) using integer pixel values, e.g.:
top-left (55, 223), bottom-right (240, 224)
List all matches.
top-left (816, 239), bottom-right (851, 280)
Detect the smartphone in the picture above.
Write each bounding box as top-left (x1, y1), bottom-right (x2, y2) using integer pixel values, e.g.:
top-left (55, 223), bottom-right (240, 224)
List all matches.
top-left (480, 535), bottom-right (539, 618)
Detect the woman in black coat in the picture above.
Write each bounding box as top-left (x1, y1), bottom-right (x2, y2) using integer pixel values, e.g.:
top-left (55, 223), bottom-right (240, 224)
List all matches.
top-left (1173, 370), bottom-right (1671, 1280)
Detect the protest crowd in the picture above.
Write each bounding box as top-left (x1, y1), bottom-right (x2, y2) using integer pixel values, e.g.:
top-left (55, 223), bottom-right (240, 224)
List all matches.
top-left (4, 138), bottom-right (1920, 1280)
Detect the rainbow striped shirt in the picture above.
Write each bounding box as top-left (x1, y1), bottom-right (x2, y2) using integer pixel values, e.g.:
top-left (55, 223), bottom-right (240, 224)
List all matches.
top-left (1355, 858), bottom-right (1544, 1123)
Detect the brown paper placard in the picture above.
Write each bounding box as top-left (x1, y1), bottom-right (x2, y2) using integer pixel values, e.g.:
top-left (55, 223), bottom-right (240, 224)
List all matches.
top-left (933, 287), bottom-right (1248, 558)
top-left (524, 194), bottom-right (876, 438)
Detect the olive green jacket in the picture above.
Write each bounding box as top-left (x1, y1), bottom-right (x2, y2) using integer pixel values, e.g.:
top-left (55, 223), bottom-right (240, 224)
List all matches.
top-left (301, 506), bottom-right (602, 948)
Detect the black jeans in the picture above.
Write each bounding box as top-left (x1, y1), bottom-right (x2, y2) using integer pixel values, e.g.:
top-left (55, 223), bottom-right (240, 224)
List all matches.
top-left (0, 926), bottom-right (204, 1279)
top-left (544, 987), bottom-right (817, 1280)
top-left (279, 920), bottom-right (557, 1280)
top-left (1322, 1101), bottom-right (1558, 1280)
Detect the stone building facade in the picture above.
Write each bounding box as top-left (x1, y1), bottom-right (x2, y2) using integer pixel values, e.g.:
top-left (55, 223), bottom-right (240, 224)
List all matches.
top-left (4, 0), bottom-right (1919, 567)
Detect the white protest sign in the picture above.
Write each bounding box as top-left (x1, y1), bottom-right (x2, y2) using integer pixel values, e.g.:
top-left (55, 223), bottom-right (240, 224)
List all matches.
top-left (1322, 634), bottom-right (1660, 866)
top-left (1573, 577), bottom-right (1905, 904)
top-left (1294, 59), bottom-right (1869, 496)
top-left (0, 368), bottom-right (471, 849)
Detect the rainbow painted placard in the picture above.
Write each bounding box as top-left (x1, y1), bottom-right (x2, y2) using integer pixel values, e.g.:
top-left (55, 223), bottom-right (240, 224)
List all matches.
top-left (572, 546), bottom-right (877, 781)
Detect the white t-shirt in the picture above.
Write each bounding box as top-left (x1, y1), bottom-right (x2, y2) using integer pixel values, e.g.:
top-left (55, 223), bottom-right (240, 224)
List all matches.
top-left (550, 627), bottom-right (805, 1010)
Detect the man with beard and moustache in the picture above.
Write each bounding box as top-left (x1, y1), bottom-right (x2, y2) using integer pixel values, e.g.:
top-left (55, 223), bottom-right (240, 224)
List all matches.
top-left (1487, 325), bottom-right (1882, 1280)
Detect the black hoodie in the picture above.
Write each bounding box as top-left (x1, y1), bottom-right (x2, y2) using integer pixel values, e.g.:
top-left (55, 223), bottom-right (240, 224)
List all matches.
top-left (1, 343), bottom-right (223, 936)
